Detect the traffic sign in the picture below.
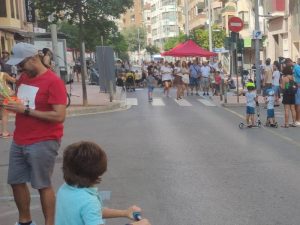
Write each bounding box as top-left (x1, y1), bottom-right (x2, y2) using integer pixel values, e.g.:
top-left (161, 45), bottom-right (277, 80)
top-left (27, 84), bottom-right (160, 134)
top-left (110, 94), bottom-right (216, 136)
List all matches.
top-left (228, 17), bottom-right (244, 33)
top-left (253, 30), bottom-right (262, 39)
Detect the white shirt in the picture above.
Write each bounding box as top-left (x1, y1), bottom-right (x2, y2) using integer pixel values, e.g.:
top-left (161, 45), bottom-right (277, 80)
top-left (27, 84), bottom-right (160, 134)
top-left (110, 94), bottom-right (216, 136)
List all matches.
top-left (267, 96), bottom-right (275, 109)
top-left (272, 70), bottom-right (280, 86)
top-left (201, 66), bottom-right (211, 78)
top-left (246, 92), bottom-right (257, 108)
top-left (160, 66), bottom-right (173, 81)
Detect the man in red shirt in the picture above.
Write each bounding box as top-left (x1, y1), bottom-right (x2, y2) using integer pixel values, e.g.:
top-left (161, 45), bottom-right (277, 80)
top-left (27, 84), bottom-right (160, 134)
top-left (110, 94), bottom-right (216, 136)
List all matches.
top-left (4, 43), bottom-right (66, 225)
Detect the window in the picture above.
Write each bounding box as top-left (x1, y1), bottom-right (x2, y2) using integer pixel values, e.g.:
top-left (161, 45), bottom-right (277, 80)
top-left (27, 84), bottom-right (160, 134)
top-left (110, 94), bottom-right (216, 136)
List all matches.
top-left (196, 2), bottom-right (205, 14)
top-left (1, 36), bottom-right (5, 52)
top-left (15, 0), bottom-right (19, 19)
top-left (162, 11), bottom-right (176, 20)
top-left (0, 0), bottom-right (7, 17)
top-left (10, 0), bottom-right (15, 18)
top-left (131, 15), bottom-right (135, 22)
top-left (238, 11), bottom-right (249, 28)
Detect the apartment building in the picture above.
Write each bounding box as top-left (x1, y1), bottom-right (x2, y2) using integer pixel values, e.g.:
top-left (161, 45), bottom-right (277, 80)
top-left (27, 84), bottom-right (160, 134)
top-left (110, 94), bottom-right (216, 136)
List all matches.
top-left (150, 0), bottom-right (182, 48)
top-left (143, 2), bottom-right (152, 45)
top-left (0, 0), bottom-right (33, 53)
top-left (289, 0), bottom-right (300, 60)
top-left (119, 0), bottom-right (144, 30)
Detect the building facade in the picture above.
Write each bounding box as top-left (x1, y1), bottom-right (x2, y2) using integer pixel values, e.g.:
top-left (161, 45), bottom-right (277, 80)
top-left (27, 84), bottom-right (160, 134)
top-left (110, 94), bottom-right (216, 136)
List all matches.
top-left (119, 0), bottom-right (144, 30)
top-left (0, 0), bottom-right (33, 53)
top-left (150, 0), bottom-right (182, 49)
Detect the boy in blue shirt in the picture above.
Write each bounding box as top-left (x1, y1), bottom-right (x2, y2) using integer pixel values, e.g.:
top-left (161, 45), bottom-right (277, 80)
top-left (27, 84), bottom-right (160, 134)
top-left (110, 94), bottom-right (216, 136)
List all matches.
top-left (266, 89), bottom-right (277, 127)
top-left (245, 82), bottom-right (258, 128)
top-left (55, 141), bottom-right (151, 225)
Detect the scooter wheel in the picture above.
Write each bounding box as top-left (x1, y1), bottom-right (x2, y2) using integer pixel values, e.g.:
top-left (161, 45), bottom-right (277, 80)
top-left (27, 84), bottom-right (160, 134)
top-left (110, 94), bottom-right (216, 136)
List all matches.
top-left (239, 123), bottom-right (244, 129)
top-left (257, 121), bottom-right (262, 128)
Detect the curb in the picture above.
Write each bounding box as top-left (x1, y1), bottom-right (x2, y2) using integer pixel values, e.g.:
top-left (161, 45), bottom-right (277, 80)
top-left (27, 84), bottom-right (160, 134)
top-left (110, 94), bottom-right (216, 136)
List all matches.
top-left (221, 103), bottom-right (246, 107)
top-left (66, 102), bottom-right (124, 117)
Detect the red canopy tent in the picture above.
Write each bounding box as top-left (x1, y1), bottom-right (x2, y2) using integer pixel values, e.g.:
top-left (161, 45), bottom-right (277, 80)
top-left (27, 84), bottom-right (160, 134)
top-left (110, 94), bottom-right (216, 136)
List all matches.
top-left (161, 42), bottom-right (184, 56)
top-left (161, 40), bottom-right (217, 57)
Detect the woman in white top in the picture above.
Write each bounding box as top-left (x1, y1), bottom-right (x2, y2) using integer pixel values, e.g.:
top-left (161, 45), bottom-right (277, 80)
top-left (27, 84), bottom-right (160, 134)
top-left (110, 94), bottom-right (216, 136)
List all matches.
top-left (160, 61), bottom-right (173, 97)
top-left (272, 62), bottom-right (281, 106)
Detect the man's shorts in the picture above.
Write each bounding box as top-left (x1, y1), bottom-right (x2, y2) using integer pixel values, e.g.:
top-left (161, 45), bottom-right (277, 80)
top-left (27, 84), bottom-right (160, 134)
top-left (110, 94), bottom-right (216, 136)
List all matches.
top-left (267, 109), bottom-right (275, 118)
top-left (295, 88), bottom-right (300, 105)
top-left (190, 77), bottom-right (199, 86)
top-left (272, 85), bottom-right (280, 96)
top-left (202, 77), bottom-right (210, 88)
top-left (7, 140), bottom-right (60, 189)
top-left (246, 106), bottom-right (255, 114)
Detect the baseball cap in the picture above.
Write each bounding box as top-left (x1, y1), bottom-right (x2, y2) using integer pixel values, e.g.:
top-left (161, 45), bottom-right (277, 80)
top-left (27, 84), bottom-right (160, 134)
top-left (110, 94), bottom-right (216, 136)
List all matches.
top-left (6, 42), bottom-right (38, 65)
top-left (268, 89), bottom-right (275, 96)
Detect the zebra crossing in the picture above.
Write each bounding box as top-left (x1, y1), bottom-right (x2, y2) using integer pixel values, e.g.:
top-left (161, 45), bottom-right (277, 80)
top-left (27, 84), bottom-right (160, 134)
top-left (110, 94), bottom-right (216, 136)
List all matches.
top-left (125, 97), bottom-right (216, 107)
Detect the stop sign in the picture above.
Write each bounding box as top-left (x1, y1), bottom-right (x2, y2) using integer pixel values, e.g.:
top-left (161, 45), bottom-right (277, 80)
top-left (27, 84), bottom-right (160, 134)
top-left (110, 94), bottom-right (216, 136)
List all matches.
top-left (228, 17), bottom-right (244, 33)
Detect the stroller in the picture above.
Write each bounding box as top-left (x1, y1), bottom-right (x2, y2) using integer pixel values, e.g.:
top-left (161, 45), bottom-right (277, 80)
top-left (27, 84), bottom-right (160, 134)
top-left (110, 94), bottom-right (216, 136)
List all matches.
top-left (125, 71), bottom-right (135, 92)
top-left (239, 102), bottom-right (262, 129)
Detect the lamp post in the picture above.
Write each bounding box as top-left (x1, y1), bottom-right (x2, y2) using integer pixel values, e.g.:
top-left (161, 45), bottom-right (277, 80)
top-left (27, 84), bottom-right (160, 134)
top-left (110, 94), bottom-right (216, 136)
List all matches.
top-left (254, 0), bottom-right (261, 93)
top-left (208, 0), bottom-right (213, 52)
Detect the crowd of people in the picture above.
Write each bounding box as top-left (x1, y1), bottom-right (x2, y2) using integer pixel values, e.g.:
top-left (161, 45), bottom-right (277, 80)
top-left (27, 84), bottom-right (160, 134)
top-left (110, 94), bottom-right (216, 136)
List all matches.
top-left (115, 58), bottom-right (227, 102)
top-left (0, 43), bottom-right (152, 225)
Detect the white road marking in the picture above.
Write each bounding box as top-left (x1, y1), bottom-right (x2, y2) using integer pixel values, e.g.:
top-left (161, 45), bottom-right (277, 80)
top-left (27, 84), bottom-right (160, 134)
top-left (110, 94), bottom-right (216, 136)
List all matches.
top-left (198, 99), bottom-right (216, 106)
top-left (126, 98), bottom-right (138, 106)
top-left (151, 98), bottom-right (165, 106)
top-left (174, 98), bottom-right (192, 106)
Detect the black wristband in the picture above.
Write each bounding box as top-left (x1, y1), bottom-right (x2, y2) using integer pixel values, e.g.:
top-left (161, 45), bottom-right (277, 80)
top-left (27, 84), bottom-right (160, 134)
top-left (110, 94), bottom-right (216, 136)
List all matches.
top-left (24, 106), bottom-right (30, 115)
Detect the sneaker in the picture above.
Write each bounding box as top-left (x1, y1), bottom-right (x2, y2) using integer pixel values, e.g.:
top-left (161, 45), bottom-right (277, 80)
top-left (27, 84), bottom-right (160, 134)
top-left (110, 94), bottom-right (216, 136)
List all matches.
top-left (203, 93), bottom-right (206, 96)
top-left (191, 92), bottom-right (193, 96)
top-left (206, 92), bottom-right (209, 96)
top-left (295, 121), bottom-right (300, 127)
top-left (15, 222), bottom-right (36, 225)
top-left (196, 93), bottom-right (200, 96)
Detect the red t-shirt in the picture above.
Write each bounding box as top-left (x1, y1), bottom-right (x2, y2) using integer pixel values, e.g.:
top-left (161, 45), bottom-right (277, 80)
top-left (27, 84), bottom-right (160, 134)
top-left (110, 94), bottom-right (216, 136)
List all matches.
top-left (14, 69), bottom-right (67, 145)
top-left (215, 75), bottom-right (222, 85)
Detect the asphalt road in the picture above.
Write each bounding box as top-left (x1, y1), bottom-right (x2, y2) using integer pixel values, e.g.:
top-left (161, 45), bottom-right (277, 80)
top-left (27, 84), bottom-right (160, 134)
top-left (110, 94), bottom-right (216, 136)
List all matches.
top-left (0, 88), bottom-right (300, 225)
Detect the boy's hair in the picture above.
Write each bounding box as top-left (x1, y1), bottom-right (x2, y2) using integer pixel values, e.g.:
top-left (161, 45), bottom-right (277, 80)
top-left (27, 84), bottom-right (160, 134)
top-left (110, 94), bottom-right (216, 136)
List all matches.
top-left (63, 141), bottom-right (107, 188)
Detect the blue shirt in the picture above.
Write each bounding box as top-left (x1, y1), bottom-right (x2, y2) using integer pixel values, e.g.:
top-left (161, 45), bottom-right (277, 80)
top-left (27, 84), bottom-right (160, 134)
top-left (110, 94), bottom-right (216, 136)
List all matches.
top-left (189, 64), bottom-right (201, 78)
top-left (55, 183), bottom-right (104, 225)
top-left (246, 92), bottom-right (256, 108)
top-left (293, 64), bottom-right (300, 84)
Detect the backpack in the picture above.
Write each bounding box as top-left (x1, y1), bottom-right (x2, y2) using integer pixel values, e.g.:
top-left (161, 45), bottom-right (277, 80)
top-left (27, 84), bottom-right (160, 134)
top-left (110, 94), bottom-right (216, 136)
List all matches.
top-left (285, 79), bottom-right (298, 95)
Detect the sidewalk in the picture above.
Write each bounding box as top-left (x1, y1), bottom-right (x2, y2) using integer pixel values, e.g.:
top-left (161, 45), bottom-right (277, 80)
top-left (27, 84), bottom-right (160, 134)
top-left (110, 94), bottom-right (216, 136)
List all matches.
top-left (211, 91), bottom-right (266, 107)
top-left (66, 82), bottom-right (123, 116)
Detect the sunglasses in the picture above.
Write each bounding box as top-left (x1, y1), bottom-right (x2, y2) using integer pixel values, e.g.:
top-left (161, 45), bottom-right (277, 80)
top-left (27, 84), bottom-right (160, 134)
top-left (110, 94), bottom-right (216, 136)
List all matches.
top-left (18, 57), bottom-right (32, 68)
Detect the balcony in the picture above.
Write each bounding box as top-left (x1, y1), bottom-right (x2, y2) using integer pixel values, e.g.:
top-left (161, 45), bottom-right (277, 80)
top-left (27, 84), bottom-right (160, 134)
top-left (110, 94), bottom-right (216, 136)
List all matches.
top-left (0, 17), bottom-right (21, 32)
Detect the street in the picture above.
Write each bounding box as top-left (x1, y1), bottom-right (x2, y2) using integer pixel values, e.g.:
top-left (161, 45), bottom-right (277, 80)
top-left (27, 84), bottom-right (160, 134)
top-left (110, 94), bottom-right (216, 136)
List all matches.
top-left (1, 88), bottom-right (300, 225)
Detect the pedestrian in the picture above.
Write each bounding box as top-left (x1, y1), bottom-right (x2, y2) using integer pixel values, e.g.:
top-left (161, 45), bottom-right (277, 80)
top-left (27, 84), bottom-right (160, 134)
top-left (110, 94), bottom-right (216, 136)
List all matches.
top-left (173, 60), bottom-right (183, 100)
top-left (280, 58), bottom-right (297, 128)
top-left (266, 89), bottom-right (277, 127)
top-left (0, 49), bottom-right (12, 75)
top-left (55, 141), bottom-right (152, 225)
top-left (0, 71), bottom-right (16, 138)
top-left (200, 61), bottom-right (211, 96)
top-left (272, 62), bottom-right (281, 106)
top-left (244, 82), bottom-right (258, 128)
top-left (293, 58), bottom-right (300, 126)
top-left (214, 71), bottom-right (222, 96)
top-left (160, 61), bottom-right (173, 97)
top-left (263, 58), bottom-right (273, 99)
top-left (189, 60), bottom-right (201, 96)
top-left (181, 61), bottom-right (190, 96)
top-left (146, 72), bottom-right (156, 102)
top-left (3, 42), bottom-right (67, 225)
top-left (42, 48), bottom-right (54, 70)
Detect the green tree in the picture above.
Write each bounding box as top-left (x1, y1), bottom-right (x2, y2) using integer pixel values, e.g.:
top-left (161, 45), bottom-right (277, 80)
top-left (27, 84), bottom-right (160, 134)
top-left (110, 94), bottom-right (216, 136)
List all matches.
top-left (145, 44), bottom-right (160, 56)
top-left (122, 26), bottom-right (146, 52)
top-left (193, 25), bottom-right (226, 50)
top-left (163, 32), bottom-right (187, 51)
top-left (34, 0), bottom-right (134, 105)
top-left (107, 32), bottom-right (129, 60)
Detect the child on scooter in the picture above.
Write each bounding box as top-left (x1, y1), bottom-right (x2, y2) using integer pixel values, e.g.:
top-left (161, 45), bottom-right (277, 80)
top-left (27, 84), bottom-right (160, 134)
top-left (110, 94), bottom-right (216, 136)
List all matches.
top-left (245, 82), bottom-right (258, 128)
top-left (55, 141), bottom-right (151, 225)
